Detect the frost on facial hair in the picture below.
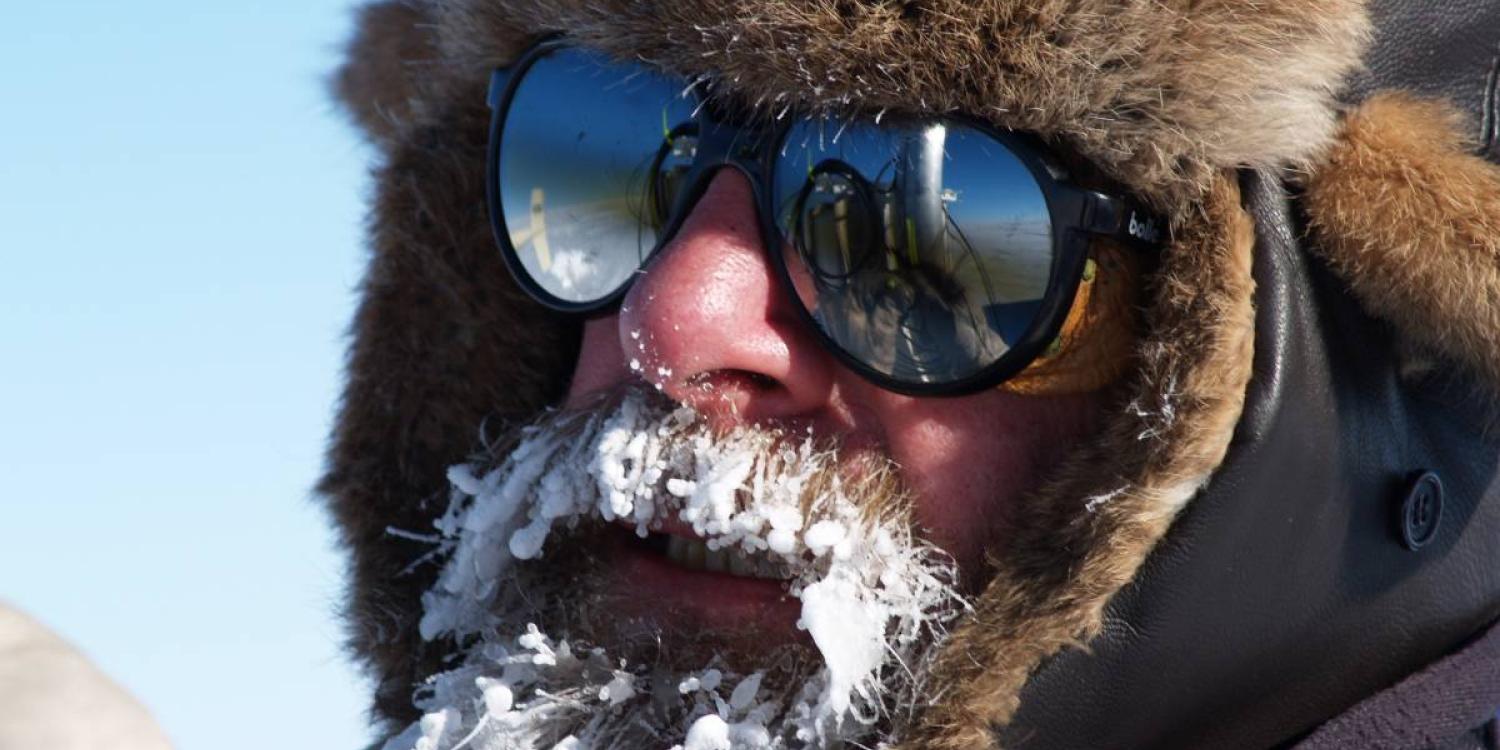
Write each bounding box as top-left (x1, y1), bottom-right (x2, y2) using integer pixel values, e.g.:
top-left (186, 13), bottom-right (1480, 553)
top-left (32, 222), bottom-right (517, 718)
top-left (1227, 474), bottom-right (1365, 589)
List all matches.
top-left (386, 389), bottom-right (968, 750)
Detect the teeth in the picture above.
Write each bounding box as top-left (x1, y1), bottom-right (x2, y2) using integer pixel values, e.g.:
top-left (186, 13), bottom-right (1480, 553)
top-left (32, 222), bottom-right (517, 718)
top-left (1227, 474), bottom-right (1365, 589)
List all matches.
top-left (728, 553), bottom-right (754, 577)
top-left (661, 536), bottom-right (785, 580)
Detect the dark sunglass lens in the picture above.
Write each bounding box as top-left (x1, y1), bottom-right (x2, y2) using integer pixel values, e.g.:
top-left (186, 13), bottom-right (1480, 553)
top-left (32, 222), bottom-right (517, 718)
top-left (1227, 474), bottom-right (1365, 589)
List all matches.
top-left (773, 119), bottom-right (1054, 386)
top-left (498, 48), bottom-right (698, 305)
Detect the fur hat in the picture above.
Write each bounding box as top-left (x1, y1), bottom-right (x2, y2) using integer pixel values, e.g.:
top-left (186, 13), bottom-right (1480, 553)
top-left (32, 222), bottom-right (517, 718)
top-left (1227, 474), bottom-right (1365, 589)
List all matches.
top-left (324, 1), bottom-right (1500, 746)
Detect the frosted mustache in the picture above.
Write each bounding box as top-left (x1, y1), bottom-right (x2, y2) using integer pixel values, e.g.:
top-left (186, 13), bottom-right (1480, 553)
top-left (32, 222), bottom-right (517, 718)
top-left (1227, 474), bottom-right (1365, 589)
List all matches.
top-left (420, 388), bottom-right (915, 637)
top-left (397, 388), bottom-right (968, 749)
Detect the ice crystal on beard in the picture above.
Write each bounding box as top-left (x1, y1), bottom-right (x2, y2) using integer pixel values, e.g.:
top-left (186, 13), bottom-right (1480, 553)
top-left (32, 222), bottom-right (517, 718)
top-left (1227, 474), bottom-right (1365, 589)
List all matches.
top-left (390, 389), bottom-right (968, 750)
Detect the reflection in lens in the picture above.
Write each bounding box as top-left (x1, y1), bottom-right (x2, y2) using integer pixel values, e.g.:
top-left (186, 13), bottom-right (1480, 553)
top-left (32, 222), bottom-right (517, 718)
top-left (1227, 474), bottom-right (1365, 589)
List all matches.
top-left (651, 126), bottom-right (699, 229)
top-left (500, 48), bottom-right (698, 304)
top-left (773, 119), bottom-right (1054, 385)
top-left (795, 163), bottom-right (878, 282)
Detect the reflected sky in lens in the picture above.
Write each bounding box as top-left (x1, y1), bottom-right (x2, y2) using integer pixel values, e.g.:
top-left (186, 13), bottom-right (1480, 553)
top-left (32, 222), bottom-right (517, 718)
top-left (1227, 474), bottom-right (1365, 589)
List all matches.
top-left (773, 118), bottom-right (1054, 383)
top-left (500, 48), bottom-right (697, 302)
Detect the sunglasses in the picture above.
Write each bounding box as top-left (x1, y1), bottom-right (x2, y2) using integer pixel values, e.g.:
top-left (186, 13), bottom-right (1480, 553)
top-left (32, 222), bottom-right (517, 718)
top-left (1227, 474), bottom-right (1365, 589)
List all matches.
top-left (485, 38), bottom-right (1163, 396)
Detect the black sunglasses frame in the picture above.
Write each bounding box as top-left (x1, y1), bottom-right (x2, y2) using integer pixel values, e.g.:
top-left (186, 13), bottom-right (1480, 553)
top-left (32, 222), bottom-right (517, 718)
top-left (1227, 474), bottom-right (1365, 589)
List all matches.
top-left (485, 37), bottom-right (1162, 397)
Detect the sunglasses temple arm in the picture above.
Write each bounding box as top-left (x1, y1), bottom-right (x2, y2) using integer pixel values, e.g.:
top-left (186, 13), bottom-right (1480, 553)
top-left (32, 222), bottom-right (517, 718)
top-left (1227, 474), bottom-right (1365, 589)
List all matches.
top-left (1081, 191), bottom-right (1167, 250)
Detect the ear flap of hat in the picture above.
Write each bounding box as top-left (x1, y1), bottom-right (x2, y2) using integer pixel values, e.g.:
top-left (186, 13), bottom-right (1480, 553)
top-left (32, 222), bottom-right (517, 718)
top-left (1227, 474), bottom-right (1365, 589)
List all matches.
top-left (905, 172), bottom-right (1258, 748)
top-left (332, 0), bottom-right (442, 148)
top-left (1303, 93), bottom-right (1500, 398)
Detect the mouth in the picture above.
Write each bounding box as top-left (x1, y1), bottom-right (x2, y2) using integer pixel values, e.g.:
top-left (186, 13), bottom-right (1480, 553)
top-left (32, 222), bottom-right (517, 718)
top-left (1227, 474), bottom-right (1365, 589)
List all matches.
top-left (402, 389), bottom-right (972, 749)
top-left (624, 522), bottom-right (794, 580)
top-left (607, 524), bottom-right (803, 636)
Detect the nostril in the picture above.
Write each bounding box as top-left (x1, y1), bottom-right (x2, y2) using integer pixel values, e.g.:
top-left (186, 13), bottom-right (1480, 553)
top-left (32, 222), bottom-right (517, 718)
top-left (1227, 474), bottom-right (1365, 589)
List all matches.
top-left (676, 370), bottom-right (787, 421)
top-left (738, 371), bottom-right (780, 390)
top-left (682, 370), bottom-right (780, 395)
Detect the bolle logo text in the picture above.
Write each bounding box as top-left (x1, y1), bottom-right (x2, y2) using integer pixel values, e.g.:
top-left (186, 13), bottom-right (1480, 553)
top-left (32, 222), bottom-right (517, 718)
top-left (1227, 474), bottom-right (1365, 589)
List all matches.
top-left (1128, 212), bottom-right (1161, 244)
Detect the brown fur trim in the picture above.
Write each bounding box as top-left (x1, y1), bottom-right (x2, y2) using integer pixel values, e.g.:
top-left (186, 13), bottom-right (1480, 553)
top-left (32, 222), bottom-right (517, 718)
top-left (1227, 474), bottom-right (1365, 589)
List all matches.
top-left (332, 1), bottom-right (444, 147)
top-left (904, 174), bottom-right (1257, 749)
top-left (424, 0), bottom-right (1368, 207)
top-left (318, 94), bottom-right (581, 731)
top-left (1304, 92), bottom-right (1500, 396)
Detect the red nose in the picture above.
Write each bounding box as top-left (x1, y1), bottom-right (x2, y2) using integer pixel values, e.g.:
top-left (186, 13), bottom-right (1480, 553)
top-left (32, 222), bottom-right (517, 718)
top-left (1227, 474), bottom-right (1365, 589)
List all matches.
top-left (612, 169), bottom-right (838, 427)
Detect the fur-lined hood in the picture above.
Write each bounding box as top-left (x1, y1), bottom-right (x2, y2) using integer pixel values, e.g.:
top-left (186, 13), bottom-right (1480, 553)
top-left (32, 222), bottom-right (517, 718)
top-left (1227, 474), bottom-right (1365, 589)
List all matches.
top-left (339, 0), bottom-right (1371, 210)
top-left (323, 1), bottom-right (1500, 747)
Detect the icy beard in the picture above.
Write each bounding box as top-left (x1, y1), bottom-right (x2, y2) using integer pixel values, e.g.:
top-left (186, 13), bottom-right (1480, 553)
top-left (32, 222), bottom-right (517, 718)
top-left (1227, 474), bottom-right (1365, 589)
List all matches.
top-left (383, 388), bottom-right (969, 750)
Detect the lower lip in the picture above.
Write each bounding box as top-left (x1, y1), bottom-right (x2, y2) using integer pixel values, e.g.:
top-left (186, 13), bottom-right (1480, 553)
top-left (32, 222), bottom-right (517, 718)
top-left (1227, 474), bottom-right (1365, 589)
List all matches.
top-left (603, 528), bottom-right (803, 636)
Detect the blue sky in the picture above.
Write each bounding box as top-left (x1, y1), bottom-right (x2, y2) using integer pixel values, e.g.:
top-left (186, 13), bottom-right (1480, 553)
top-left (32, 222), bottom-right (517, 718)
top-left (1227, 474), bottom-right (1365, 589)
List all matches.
top-left (1, 2), bottom-right (376, 747)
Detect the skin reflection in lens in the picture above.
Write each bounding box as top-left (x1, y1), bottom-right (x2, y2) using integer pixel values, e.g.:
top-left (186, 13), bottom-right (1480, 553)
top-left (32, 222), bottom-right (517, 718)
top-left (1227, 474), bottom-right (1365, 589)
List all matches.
top-left (500, 48), bottom-right (698, 303)
top-left (774, 119), bottom-right (1054, 384)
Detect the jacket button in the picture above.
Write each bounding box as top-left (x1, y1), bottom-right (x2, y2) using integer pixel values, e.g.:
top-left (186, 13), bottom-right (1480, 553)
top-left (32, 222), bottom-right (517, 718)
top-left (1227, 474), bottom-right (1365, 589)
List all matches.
top-left (1398, 471), bottom-right (1444, 551)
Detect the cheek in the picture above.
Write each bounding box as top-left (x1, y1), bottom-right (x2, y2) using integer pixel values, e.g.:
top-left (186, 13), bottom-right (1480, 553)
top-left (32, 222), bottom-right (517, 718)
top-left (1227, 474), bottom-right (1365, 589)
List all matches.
top-left (564, 316), bottom-right (630, 408)
top-left (877, 390), bottom-right (1105, 568)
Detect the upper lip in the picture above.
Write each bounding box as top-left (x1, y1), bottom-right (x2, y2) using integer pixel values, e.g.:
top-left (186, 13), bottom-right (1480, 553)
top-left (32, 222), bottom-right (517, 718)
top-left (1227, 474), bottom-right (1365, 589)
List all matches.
top-left (615, 519), bottom-right (794, 580)
top-left (615, 515), bottom-right (700, 541)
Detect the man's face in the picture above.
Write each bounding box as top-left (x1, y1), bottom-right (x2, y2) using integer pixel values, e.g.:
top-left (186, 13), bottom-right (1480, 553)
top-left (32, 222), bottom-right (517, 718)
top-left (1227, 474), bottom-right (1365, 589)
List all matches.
top-left (391, 158), bottom-right (1113, 750)
top-left (567, 170), bottom-right (1106, 606)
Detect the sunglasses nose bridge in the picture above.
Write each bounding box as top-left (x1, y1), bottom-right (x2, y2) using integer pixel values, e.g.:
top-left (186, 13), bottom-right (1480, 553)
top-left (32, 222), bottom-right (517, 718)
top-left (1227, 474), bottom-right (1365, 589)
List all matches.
top-left (660, 122), bottom-right (774, 250)
top-left (685, 121), bottom-right (769, 181)
top-left (658, 161), bottom-right (771, 262)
